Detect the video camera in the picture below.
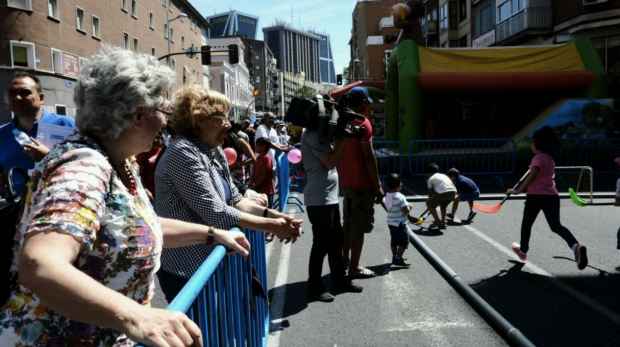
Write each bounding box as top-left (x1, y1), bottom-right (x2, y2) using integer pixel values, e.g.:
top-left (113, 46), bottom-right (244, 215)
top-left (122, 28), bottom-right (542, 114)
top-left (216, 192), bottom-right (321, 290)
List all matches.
top-left (284, 94), bottom-right (367, 144)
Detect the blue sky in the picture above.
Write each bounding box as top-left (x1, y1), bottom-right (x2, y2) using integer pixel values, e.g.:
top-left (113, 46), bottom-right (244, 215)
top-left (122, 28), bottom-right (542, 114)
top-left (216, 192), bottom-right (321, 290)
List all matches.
top-left (192, 0), bottom-right (359, 77)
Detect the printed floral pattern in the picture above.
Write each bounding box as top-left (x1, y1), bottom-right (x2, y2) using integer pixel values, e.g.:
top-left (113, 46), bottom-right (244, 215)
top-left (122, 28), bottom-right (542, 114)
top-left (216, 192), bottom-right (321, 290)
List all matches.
top-left (0, 133), bottom-right (162, 347)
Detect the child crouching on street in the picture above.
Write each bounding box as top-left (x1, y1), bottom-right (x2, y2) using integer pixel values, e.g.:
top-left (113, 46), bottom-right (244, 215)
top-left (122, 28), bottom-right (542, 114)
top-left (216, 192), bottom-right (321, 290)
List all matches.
top-left (385, 173), bottom-right (412, 267)
top-left (446, 168), bottom-right (480, 223)
top-left (426, 163), bottom-right (457, 229)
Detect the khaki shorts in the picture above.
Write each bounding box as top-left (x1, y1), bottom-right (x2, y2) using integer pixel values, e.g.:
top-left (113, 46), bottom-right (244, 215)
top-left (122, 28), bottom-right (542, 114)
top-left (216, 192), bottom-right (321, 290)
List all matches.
top-left (342, 187), bottom-right (375, 233)
top-left (427, 191), bottom-right (456, 209)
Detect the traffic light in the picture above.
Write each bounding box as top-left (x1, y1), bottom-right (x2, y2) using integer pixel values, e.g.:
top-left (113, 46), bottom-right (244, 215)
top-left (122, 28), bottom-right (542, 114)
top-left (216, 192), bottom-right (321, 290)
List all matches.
top-left (253, 88), bottom-right (259, 96)
top-left (229, 44), bottom-right (239, 64)
top-left (201, 45), bottom-right (211, 65)
top-left (337, 74), bottom-right (342, 85)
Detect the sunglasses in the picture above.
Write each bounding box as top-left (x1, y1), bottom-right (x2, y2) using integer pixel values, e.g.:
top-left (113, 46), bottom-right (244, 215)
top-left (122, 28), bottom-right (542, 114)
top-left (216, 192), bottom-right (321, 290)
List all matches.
top-left (156, 108), bottom-right (172, 117)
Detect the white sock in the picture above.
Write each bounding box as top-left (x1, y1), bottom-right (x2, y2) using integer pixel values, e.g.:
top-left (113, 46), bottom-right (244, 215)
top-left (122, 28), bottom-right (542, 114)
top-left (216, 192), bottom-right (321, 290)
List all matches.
top-left (571, 244), bottom-right (579, 252)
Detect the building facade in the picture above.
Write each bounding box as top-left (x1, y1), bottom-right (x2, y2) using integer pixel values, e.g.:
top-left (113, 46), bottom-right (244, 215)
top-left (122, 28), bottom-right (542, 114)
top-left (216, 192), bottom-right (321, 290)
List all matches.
top-left (277, 70), bottom-right (329, 119)
top-left (263, 24), bottom-right (322, 83)
top-left (349, 0), bottom-right (401, 82)
top-left (314, 32), bottom-right (337, 85)
top-left (206, 10), bottom-right (259, 40)
top-left (208, 37), bottom-right (254, 123)
top-left (0, 0), bottom-right (210, 124)
top-left (239, 38), bottom-right (277, 115)
top-left (421, 0), bottom-right (472, 48)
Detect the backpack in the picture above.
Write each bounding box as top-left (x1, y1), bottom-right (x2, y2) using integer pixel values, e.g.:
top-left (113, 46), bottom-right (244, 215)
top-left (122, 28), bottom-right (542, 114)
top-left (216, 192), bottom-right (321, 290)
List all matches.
top-left (0, 167), bottom-right (29, 304)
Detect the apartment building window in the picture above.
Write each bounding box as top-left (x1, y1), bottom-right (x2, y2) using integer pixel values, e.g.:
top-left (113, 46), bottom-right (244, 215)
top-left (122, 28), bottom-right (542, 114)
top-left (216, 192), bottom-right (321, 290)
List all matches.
top-left (170, 27), bottom-right (174, 42)
top-left (171, 58), bottom-right (176, 70)
top-left (477, 5), bottom-right (493, 34)
top-left (459, 0), bottom-right (467, 22)
top-left (92, 16), bottom-right (100, 38)
top-left (79, 57), bottom-right (89, 71)
top-left (256, 76), bottom-right (260, 83)
top-left (11, 41), bottom-right (35, 69)
top-left (8, 0), bottom-right (32, 11)
top-left (164, 23), bottom-right (168, 38)
top-left (512, 0), bottom-right (524, 15)
top-left (76, 7), bottom-right (86, 32)
top-left (133, 37), bottom-right (139, 53)
top-left (459, 34), bottom-right (468, 47)
top-left (162, 0), bottom-right (166, 6)
top-left (149, 12), bottom-right (154, 28)
top-left (151, 47), bottom-right (156, 56)
top-left (123, 32), bottom-right (129, 49)
top-left (51, 48), bottom-right (63, 74)
top-left (182, 36), bottom-right (185, 49)
top-left (440, 3), bottom-right (447, 34)
top-left (131, 0), bottom-right (137, 17)
top-left (449, 1), bottom-right (457, 29)
top-left (498, 1), bottom-right (510, 22)
top-left (56, 105), bottom-right (67, 115)
top-left (48, 0), bottom-right (59, 19)
top-left (121, 0), bottom-right (127, 11)
top-left (179, 7), bottom-right (184, 21)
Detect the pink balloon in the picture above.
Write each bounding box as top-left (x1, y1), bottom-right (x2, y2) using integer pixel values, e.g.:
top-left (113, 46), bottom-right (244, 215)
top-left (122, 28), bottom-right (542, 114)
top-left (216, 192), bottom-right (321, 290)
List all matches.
top-left (223, 148), bottom-right (237, 166)
top-left (287, 148), bottom-right (302, 164)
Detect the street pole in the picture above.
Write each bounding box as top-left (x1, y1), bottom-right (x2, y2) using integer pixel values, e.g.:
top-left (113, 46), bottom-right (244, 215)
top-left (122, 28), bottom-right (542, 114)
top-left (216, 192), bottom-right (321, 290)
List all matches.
top-left (166, 12), bottom-right (187, 68)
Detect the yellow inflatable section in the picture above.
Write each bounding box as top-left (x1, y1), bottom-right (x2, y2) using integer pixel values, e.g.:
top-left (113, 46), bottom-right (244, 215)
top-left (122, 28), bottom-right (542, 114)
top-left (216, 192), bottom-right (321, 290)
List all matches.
top-left (418, 44), bottom-right (586, 73)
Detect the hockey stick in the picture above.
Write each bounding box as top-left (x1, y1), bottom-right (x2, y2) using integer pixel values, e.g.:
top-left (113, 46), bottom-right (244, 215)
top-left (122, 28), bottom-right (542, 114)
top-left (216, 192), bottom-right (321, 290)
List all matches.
top-left (473, 170), bottom-right (530, 213)
top-left (408, 209), bottom-right (429, 225)
top-left (568, 188), bottom-right (615, 206)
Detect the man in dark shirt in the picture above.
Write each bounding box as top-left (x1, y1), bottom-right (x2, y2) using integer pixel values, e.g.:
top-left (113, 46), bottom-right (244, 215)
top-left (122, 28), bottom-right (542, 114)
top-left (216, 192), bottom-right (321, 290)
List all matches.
top-left (446, 168), bottom-right (480, 223)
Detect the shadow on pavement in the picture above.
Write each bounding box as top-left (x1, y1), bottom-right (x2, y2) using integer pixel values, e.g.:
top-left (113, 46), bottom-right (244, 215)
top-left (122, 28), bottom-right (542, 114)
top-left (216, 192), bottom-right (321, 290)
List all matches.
top-left (412, 226), bottom-right (444, 237)
top-left (469, 260), bottom-right (620, 347)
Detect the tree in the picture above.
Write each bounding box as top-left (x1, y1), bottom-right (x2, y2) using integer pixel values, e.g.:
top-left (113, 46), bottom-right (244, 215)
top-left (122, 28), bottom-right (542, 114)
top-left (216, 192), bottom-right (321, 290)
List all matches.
top-left (295, 85), bottom-right (313, 98)
top-left (342, 67), bottom-right (350, 86)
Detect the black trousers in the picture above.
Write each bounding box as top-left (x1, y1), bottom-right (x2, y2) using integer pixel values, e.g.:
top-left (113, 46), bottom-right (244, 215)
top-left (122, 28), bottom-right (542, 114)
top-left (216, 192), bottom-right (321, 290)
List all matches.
top-left (520, 195), bottom-right (579, 253)
top-left (307, 204), bottom-right (346, 291)
top-left (157, 270), bottom-right (199, 319)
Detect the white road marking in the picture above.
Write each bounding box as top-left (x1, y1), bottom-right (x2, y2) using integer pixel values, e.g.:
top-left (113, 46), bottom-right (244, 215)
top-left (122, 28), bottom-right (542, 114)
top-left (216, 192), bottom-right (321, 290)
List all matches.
top-left (458, 218), bottom-right (620, 326)
top-left (266, 202), bottom-right (298, 347)
top-left (381, 257), bottom-right (472, 345)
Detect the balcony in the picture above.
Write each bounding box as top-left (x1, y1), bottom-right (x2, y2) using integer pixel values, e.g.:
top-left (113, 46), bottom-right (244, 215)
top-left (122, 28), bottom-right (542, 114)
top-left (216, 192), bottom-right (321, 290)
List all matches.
top-left (423, 20), bottom-right (438, 38)
top-left (379, 17), bottom-right (394, 32)
top-left (366, 35), bottom-right (384, 46)
top-left (495, 7), bottom-right (552, 43)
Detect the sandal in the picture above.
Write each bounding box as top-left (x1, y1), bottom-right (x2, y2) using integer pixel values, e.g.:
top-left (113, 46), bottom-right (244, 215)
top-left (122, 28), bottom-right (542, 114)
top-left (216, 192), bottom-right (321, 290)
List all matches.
top-left (265, 233), bottom-right (274, 243)
top-left (429, 221), bottom-right (446, 229)
top-left (348, 267), bottom-right (376, 279)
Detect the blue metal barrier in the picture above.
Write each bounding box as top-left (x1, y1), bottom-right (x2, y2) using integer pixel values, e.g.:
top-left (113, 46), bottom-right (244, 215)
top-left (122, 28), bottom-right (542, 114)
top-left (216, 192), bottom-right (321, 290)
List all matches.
top-left (138, 227), bottom-right (269, 347)
top-left (409, 139), bottom-right (516, 186)
top-left (555, 138), bottom-right (620, 173)
top-left (273, 151), bottom-right (305, 214)
top-left (373, 141), bottom-right (403, 177)
top-left (291, 143), bottom-right (306, 182)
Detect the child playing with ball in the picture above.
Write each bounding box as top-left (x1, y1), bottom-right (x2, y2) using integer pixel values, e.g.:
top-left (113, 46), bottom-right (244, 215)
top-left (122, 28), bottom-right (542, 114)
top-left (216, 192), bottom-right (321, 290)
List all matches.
top-left (426, 163), bottom-right (457, 229)
top-left (446, 168), bottom-right (480, 223)
top-left (385, 173), bottom-right (412, 267)
top-left (508, 126), bottom-right (588, 270)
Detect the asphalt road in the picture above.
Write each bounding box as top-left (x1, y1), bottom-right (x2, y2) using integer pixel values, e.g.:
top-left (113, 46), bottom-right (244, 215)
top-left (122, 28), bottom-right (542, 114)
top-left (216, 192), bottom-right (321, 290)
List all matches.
top-left (264, 192), bottom-right (620, 347)
top-left (151, 189), bottom-right (620, 347)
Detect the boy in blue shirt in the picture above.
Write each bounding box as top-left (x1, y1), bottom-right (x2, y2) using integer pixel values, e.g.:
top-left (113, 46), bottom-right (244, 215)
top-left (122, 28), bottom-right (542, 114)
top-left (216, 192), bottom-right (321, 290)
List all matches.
top-left (385, 173), bottom-right (412, 267)
top-left (446, 168), bottom-right (480, 223)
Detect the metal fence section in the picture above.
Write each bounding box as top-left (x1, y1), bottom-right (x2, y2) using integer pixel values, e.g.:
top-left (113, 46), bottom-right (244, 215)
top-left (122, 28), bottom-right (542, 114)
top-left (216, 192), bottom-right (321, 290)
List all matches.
top-left (137, 227), bottom-right (269, 347)
top-left (409, 139), bottom-right (516, 185)
top-left (554, 138), bottom-right (620, 173)
top-left (274, 151), bottom-right (304, 213)
top-left (373, 141), bottom-right (404, 177)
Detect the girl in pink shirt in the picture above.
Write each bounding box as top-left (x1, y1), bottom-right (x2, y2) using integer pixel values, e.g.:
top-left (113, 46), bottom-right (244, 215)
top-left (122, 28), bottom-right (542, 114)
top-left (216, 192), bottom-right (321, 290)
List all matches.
top-left (507, 126), bottom-right (588, 270)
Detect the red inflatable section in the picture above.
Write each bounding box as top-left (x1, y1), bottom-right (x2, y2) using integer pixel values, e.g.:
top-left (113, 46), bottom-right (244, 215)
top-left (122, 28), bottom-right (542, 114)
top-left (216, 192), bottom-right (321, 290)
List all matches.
top-left (330, 81), bottom-right (386, 100)
top-left (419, 71), bottom-right (595, 91)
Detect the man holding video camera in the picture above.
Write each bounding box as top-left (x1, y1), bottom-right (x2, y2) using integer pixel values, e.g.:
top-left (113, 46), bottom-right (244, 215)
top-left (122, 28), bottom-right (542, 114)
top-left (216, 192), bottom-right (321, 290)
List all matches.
top-left (339, 87), bottom-right (384, 279)
top-left (301, 95), bottom-right (363, 302)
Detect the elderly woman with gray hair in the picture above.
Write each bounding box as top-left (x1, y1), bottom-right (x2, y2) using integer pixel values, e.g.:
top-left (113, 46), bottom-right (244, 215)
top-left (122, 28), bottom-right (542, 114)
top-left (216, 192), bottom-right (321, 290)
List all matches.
top-left (0, 47), bottom-right (249, 347)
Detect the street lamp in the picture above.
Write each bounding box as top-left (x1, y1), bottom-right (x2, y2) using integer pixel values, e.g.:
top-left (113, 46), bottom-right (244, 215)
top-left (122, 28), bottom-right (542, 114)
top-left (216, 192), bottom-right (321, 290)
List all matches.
top-left (167, 12), bottom-right (188, 67)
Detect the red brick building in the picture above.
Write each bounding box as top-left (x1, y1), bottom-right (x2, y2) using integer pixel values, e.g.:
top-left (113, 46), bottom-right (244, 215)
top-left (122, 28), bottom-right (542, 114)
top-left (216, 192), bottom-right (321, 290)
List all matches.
top-left (349, 0), bottom-right (401, 82)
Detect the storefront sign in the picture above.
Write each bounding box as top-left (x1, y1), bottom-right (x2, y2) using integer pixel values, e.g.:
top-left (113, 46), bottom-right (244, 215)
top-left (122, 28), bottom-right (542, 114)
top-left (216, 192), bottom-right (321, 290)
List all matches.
top-left (473, 30), bottom-right (496, 48)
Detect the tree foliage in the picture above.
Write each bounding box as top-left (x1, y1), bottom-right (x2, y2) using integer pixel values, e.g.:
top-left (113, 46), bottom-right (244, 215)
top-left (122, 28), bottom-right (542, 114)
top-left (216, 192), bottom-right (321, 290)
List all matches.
top-left (295, 85), bottom-right (313, 98)
top-left (342, 67), bottom-right (350, 86)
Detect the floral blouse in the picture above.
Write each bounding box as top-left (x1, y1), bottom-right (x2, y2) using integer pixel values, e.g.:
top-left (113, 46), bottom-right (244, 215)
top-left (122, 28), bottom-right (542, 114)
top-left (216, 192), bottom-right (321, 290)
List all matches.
top-left (0, 133), bottom-right (163, 347)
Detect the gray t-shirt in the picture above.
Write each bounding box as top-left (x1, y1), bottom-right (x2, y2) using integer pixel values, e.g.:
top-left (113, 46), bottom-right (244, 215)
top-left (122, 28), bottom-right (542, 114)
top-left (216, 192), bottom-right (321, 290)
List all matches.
top-left (301, 129), bottom-right (339, 206)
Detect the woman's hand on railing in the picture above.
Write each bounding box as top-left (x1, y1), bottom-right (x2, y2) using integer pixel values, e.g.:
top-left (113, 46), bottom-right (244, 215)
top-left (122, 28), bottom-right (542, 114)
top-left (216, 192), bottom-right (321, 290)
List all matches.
top-left (266, 212), bottom-right (303, 244)
top-left (213, 229), bottom-right (250, 259)
top-left (125, 307), bottom-right (203, 347)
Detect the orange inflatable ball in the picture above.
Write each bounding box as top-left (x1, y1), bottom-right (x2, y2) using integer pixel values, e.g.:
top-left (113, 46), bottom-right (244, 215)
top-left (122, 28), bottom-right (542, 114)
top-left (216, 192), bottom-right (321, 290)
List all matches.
top-left (223, 148), bottom-right (237, 166)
